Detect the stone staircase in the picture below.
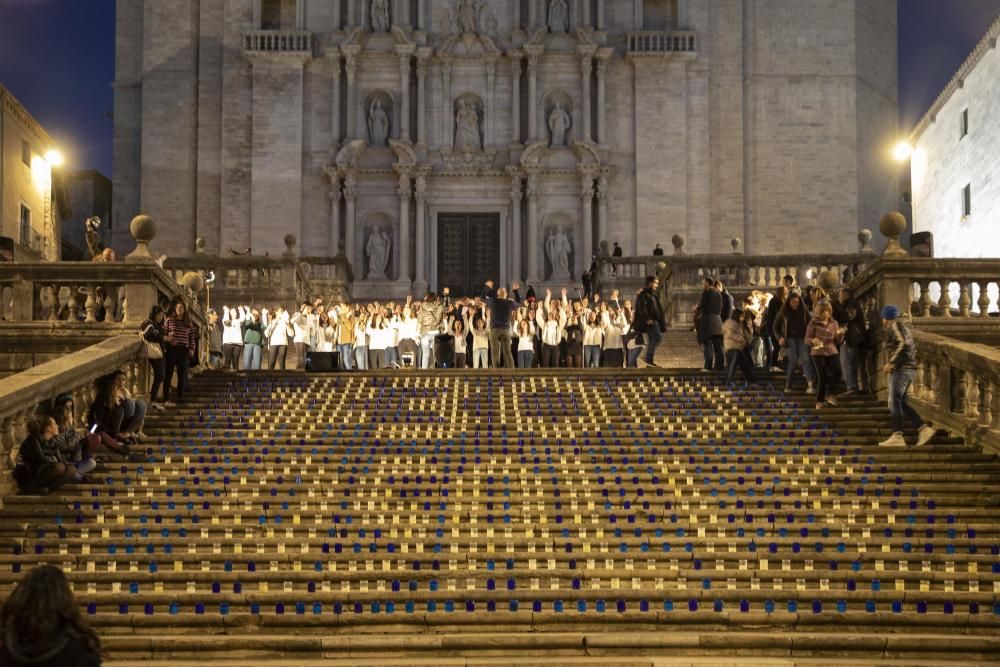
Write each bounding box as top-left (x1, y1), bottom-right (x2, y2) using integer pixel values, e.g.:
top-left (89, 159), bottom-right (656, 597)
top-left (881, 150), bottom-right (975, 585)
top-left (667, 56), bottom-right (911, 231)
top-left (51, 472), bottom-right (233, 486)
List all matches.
top-left (2, 370), bottom-right (1000, 665)
top-left (654, 328), bottom-right (706, 368)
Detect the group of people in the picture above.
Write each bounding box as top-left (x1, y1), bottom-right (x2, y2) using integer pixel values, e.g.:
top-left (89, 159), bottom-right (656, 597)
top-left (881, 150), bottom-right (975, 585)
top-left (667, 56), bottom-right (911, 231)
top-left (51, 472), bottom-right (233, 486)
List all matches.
top-left (694, 274), bottom-right (934, 447)
top-left (204, 277), bottom-right (667, 372)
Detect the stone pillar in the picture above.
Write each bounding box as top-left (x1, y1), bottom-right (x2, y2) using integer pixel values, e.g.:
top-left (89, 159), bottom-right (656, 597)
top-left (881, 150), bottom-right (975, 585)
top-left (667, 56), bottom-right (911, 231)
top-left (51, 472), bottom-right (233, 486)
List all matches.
top-left (513, 0), bottom-right (521, 30)
top-left (328, 51), bottom-right (342, 146)
top-left (344, 172), bottom-right (357, 268)
top-left (417, 0), bottom-right (426, 30)
top-left (529, 0), bottom-right (538, 26)
top-left (253, 0), bottom-right (262, 28)
top-left (580, 173), bottom-right (594, 274)
top-left (347, 0), bottom-right (356, 26)
top-left (581, 0), bottom-right (590, 27)
top-left (332, 0), bottom-right (341, 29)
top-left (510, 175), bottom-right (523, 283)
top-left (526, 173), bottom-right (540, 284)
top-left (416, 52), bottom-right (429, 146)
top-left (596, 0), bottom-right (605, 30)
top-left (526, 50), bottom-right (540, 141)
top-left (397, 47), bottom-right (413, 141)
top-left (579, 49), bottom-right (593, 142)
top-left (510, 53), bottom-right (522, 145)
top-left (397, 171), bottom-right (412, 284)
top-left (596, 52), bottom-right (609, 145)
top-left (328, 173), bottom-right (341, 256)
top-left (486, 57), bottom-right (497, 148)
top-left (391, 0), bottom-right (400, 28)
top-left (597, 172), bottom-right (609, 247)
top-left (344, 48), bottom-right (359, 138)
top-left (442, 59), bottom-right (453, 147)
top-left (414, 174), bottom-right (428, 293)
top-left (295, 0), bottom-right (305, 29)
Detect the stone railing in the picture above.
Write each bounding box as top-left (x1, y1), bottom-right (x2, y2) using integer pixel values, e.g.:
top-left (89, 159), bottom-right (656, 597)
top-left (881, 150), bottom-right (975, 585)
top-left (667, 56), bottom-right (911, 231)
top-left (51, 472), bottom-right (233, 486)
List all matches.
top-left (299, 255), bottom-right (355, 304)
top-left (243, 30), bottom-right (312, 55)
top-left (909, 330), bottom-right (1000, 455)
top-left (627, 31), bottom-right (697, 55)
top-left (0, 335), bottom-right (146, 495)
top-left (165, 255), bottom-right (311, 310)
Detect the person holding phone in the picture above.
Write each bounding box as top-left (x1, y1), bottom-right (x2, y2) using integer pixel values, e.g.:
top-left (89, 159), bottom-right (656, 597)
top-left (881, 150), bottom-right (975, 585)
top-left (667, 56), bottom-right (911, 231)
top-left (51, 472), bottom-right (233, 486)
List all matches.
top-left (805, 300), bottom-right (845, 410)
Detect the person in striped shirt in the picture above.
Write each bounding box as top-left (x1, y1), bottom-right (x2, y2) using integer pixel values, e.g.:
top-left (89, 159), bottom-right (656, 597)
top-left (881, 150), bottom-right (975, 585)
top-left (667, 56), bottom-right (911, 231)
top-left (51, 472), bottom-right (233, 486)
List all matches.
top-left (163, 300), bottom-right (196, 404)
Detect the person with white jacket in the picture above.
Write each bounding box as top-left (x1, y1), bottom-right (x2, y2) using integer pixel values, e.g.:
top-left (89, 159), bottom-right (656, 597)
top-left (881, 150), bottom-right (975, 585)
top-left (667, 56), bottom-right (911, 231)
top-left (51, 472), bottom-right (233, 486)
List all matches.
top-left (535, 289), bottom-right (567, 367)
top-left (583, 311), bottom-right (604, 368)
top-left (265, 306), bottom-right (291, 370)
top-left (366, 313), bottom-right (393, 369)
top-left (221, 306), bottom-right (245, 369)
top-left (353, 313), bottom-right (369, 370)
top-left (290, 303), bottom-right (315, 370)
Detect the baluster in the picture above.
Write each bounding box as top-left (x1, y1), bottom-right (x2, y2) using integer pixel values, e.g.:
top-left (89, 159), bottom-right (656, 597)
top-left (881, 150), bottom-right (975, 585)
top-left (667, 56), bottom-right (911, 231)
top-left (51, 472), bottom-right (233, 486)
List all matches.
top-left (990, 382), bottom-right (1000, 432)
top-left (913, 361), bottom-right (925, 400)
top-left (978, 380), bottom-right (992, 428)
top-left (917, 280), bottom-right (932, 318)
top-left (958, 281), bottom-right (972, 317)
top-left (966, 373), bottom-right (980, 421)
top-left (937, 280), bottom-right (952, 317)
top-left (84, 286), bottom-right (98, 322)
top-left (928, 362), bottom-right (939, 404)
top-left (977, 281), bottom-right (991, 317)
top-left (953, 367), bottom-right (967, 414)
top-left (0, 415), bottom-right (15, 463)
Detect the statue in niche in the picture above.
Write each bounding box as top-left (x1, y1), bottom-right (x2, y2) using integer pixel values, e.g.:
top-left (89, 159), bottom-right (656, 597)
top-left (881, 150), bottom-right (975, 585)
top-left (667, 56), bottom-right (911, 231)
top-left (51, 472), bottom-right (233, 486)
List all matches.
top-left (547, 101), bottom-right (571, 147)
top-left (368, 99), bottom-right (389, 147)
top-left (456, 0), bottom-right (478, 33)
top-left (545, 227), bottom-right (572, 280)
top-left (366, 226), bottom-right (392, 279)
top-left (454, 99), bottom-right (482, 152)
top-left (371, 0), bottom-right (390, 32)
top-left (548, 0), bottom-right (568, 33)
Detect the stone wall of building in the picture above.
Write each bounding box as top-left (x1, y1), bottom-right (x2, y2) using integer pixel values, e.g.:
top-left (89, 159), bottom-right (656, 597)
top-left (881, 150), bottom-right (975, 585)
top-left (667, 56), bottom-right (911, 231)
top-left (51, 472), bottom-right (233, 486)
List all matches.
top-left (113, 0), bottom-right (899, 296)
top-left (911, 14), bottom-right (1000, 259)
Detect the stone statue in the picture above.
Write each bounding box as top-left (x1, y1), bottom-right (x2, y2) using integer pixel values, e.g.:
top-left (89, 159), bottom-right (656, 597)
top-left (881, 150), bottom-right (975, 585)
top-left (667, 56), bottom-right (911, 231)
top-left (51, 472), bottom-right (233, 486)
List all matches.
top-left (548, 0), bottom-right (568, 33)
top-left (456, 0), bottom-right (478, 33)
top-left (548, 101), bottom-right (570, 147)
top-left (371, 0), bottom-right (390, 32)
top-left (545, 227), bottom-right (572, 280)
top-left (454, 99), bottom-right (481, 152)
top-left (368, 99), bottom-right (389, 147)
top-left (366, 226), bottom-right (391, 279)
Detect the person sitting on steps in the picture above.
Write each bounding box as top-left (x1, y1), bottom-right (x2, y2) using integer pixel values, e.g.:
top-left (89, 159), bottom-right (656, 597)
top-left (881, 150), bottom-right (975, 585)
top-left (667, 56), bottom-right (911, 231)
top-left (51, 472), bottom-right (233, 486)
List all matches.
top-left (12, 417), bottom-right (77, 496)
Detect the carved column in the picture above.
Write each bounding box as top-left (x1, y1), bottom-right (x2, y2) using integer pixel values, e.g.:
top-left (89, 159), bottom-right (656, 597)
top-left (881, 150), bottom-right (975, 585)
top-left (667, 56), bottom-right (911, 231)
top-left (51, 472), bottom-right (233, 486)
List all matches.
top-left (344, 172), bottom-right (357, 268)
top-left (391, 0), bottom-right (400, 28)
top-left (253, 0), bottom-right (262, 29)
top-left (580, 173), bottom-right (595, 274)
top-left (344, 48), bottom-right (359, 139)
top-left (417, 0), bottom-right (426, 30)
top-left (414, 174), bottom-right (428, 293)
top-left (581, 0), bottom-right (590, 27)
top-left (397, 171), bottom-right (412, 284)
top-left (397, 46), bottom-right (414, 141)
top-left (295, 0), bottom-right (305, 30)
top-left (596, 0), bottom-right (605, 30)
top-left (510, 174), bottom-right (523, 283)
top-left (596, 51), bottom-right (610, 145)
top-left (579, 49), bottom-right (593, 142)
top-left (332, 0), bottom-right (341, 29)
top-left (529, 0), bottom-right (539, 27)
top-left (328, 171), bottom-right (341, 256)
top-left (416, 52), bottom-right (429, 146)
top-left (486, 57), bottom-right (497, 148)
top-left (597, 172), bottom-right (609, 247)
top-left (442, 58), bottom-right (453, 147)
top-left (526, 173), bottom-right (540, 284)
top-left (510, 53), bottom-right (522, 145)
top-left (327, 50), bottom-right (342, 146)
top-left (526, 50), bottom-right (540, 141)
top-left (347, 0), bottom-right (356, 26)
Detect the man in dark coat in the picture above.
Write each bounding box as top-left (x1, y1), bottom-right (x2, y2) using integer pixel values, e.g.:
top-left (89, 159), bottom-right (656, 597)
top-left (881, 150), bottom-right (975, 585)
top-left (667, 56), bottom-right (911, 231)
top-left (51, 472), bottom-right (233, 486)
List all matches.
top-left (612, 242), bottom-right (623, 257)
top-left (633, 276), bottom-right (666, 367)
top-left (698, 278), bottom-right (724, 370)
top-left (716, 280), bottom-right (733, 322)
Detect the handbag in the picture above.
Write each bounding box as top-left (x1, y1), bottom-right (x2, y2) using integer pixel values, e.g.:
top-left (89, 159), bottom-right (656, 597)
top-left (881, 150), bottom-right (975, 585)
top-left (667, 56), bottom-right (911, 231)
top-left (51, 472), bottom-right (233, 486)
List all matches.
top-left (140, 325), bottom-right (164, 360)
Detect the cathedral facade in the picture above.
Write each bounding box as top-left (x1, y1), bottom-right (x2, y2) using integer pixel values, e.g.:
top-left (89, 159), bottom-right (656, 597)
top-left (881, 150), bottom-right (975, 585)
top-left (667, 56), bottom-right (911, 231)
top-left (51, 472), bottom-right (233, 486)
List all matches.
top-left (113, 0), bottom-right (899, 297)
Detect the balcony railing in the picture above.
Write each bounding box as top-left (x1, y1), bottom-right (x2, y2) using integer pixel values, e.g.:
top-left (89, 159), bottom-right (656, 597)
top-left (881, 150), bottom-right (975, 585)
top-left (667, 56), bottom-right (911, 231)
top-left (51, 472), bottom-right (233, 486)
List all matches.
top-left (627, 31), bottom-right (697, 55)
top-left (243, 30), bottom-right (312, 56)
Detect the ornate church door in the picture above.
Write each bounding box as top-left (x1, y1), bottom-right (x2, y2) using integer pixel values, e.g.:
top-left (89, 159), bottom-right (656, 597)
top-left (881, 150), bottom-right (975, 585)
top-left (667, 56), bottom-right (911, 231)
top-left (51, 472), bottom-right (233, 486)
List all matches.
top-left (437, 213), bottom-right (500, 297)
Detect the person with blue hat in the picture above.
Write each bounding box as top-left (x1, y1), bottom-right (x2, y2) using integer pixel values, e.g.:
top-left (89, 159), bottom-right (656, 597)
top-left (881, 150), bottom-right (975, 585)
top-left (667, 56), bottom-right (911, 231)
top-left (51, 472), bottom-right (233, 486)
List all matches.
top-left (879, 304), bottom-right (935, 447)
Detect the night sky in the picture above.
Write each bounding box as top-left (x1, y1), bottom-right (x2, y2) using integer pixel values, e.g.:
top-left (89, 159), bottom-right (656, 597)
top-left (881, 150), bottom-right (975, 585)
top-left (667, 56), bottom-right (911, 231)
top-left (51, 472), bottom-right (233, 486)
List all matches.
top-left (0, 0), bottom-right (998, 176)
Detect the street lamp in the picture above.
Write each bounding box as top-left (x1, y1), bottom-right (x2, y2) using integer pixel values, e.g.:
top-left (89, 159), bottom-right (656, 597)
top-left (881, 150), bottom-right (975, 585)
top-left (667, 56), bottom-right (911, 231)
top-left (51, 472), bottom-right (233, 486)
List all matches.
top-left (892, 142), bottom-right (913, 162)
top-left (44, 149), bottom-right (64, 167)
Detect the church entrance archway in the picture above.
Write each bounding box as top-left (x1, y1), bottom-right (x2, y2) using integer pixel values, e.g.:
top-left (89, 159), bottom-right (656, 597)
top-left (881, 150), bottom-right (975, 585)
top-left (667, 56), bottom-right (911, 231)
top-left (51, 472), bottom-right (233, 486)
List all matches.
top-left (436, 213), bottom-right (500, 297)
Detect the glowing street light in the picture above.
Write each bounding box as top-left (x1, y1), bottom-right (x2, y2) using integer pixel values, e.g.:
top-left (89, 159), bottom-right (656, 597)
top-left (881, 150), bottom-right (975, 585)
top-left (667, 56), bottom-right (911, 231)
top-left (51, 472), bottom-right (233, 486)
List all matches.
top-left (892, 142), bottom-right (913, 162)
top-left (44, 149), bottom-right (64, 167)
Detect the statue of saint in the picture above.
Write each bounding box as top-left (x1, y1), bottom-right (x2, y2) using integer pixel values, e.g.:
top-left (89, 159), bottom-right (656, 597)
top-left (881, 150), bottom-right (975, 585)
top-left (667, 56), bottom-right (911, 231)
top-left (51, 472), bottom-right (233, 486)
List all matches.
top-left (368, 99), bottom-right (389, 147)
top-left (371, 0), bottom-right (390, 32)
top-left (454, 99), bottom-right (481, 152)
top-left (366, 226), bottom-right (391, 279)
top-left (456, 0), bottom-right (478, 33)
top-left (548, 101), bottom-right (570, 147)
top-left (548, 0), bottom-right (567, 33)
top-left (545, 227), bottom-right (572, 280)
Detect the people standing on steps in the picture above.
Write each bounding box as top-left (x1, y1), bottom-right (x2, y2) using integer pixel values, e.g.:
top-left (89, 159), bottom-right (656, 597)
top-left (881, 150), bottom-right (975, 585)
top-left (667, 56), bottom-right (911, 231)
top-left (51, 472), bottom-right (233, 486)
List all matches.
top-left (163, 300), bottom-right (197, 403)
top-left (536, 288), bottom-right (568, 368)
top-left (878, 305), bottom-right (936, 448)
top-left (207, 309), bottom-right (224, 369)
top-left (695, 277), bottom-right (724, 371)
top-left (774, 290), bottom-right (815, 393)
top-left (716, 280), bottom-right (733, 323)
top-left (264, 306), bottom-right (291, 370)
top-left (838, 298), bottom-right (869, 395)
top-left (418, 291), bottom-right (445, 369)
top-left (240, 308), bottom-right (264, 370)
top-left (805, 300), bottom-right (844, 410)
top-left (221, 306), bottom-right (244, 370)
top-left (335, 305), bottom-right (356, 370)
top-left (482, 280), bottom-right (521, 369)
top-left (762, 286), bottom-right (786, 371)
top-left (290, 302), bottom-right (315, 370)
top-left (141, 306), bottom-right (167, 409)
top-left (583, 311), bottom-right (604, 368)
top-left (634, 276), bottom-right (666, 367)
top-left (722, 307), bottom-right (755, 384)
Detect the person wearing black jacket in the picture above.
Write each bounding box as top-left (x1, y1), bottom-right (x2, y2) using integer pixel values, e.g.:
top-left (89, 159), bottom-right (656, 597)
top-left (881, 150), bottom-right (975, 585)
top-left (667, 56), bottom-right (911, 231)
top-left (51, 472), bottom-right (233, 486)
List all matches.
top-left (696, 278), bottom-right (724, 371)
top-left (633, 276), bottom-right (666, 367)
top-left (716, 280), bottom-right (733, 322)
top-left (839, 298), bottom-right (868, 394)
top-left (762, 286), bottom-right (786, 370)
top-left (141, 306), bottom-right (167, 408)
top-left (482, 280), bottom-right (521, 369)
top-left (772, 290), bottom-right (815, 393)
top-left (12, 418), bottom-right (76, 495)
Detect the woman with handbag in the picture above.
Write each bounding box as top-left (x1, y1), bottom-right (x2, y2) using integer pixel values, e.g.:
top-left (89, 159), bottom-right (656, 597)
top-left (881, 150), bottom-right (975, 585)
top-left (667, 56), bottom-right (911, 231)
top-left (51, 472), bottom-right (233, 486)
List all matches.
top-left (163, 300), bottom-right (197, 404)
top-left (140, 306), bottom-right (166, 409)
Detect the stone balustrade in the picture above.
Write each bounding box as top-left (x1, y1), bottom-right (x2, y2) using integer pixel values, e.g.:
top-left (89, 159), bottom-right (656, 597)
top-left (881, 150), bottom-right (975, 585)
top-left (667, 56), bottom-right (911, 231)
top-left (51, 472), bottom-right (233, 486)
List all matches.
top-left (0, 335), bottom-right (146, 495)
top-left (165, 255), bottom-right (310, 310)
top-left (909, 330), bottom-right (1000, 455)
top-left (243, 30), bottom-right (312, 55)
top-left (626, 31), bottom-right (697, 55)
top-left (298, 255), bottom-right (355, 304)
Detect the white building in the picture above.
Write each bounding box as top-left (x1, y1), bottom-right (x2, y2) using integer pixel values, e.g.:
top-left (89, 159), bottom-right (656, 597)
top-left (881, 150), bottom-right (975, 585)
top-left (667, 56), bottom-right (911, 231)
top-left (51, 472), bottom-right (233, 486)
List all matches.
top-left (909, 13), bottom-right (1000, 259)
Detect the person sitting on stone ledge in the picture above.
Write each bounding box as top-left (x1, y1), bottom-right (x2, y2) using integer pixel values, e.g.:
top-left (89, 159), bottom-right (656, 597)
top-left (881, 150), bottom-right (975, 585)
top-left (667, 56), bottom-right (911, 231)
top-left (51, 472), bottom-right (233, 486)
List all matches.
top-left (86, 376), bottom-right (142, 457)
top-left (50, 395), bottom-right (99, 477)
top-left (11, 417), bottom-right (77, 496)
top-left (0, 564), bottom-right (102, 667)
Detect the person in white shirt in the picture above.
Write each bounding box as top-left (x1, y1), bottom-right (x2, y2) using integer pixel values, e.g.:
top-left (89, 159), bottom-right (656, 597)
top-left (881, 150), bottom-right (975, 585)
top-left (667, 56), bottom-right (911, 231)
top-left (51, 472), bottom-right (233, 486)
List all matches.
top-left (600, 305), bottom-right (626, 368)
top-left (315, 312), bottom-right (336, 352)
top-left (353, 313), bottom-right (369, 370)
top-left (221, 306), bottom-right (245, 369)
top-left (582, 311), bottom-right (604, 368)
top-left (264, 306), bottom-right (291, 370)
top-left (464, 304), bottom-right (491, 369)
top-left (366, 313), bottom-right (392, 369)
top-left (516, 319), bottom-right (536, 368)
top-left (397, 304), bottom-right (420, 367)
top-left (290, 302), bottom-right (315, 370)
top-left (535, 289), bottom-right (567, 367)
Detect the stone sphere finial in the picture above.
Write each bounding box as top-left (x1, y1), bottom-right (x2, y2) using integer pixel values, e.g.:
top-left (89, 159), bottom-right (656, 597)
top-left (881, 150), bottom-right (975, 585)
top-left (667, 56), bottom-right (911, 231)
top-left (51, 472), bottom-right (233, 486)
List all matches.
top-left (195, 237), bottom-right (207, 255)
top-left (671, 234), bottom-right (686, 256)
top-left (283, 234), bottom-right (298, 257)
top-left (817, 269), bottom-right (840, 292)
top-left (731, 237), bottom-right (743, 254)
top-left (858, 228), bottom-right (874, 253)
top-left (655, 261), bottom-right (667, 273)
top-left (180, 271), bottom-right (205, 294)
top-left (125, 214), bottom-right (156, 264)
top-left (878, 212), bottom-right (909, 258)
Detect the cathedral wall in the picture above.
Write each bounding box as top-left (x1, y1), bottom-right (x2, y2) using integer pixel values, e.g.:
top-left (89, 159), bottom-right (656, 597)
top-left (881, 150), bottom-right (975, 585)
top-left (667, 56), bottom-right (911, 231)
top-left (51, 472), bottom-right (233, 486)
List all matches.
top-left (219, 0), bottom-right (254, 253)
top-left (110, 0), bottom-right (144, 253)
top-left (196, 0), bottom-right (225, 254)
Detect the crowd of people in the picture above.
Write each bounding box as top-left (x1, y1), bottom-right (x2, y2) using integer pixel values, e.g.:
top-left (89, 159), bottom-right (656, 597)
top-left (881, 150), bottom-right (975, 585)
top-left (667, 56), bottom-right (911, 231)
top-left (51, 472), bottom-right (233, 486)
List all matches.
top-left (202, 277), bottom-right (667, 372)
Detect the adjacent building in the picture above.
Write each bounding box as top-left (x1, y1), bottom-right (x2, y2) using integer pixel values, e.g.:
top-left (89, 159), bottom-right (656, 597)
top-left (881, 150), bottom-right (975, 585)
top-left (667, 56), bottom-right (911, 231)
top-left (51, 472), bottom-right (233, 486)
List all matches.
top-left (63, 170), bottom-right (113, 260)
top-left (909, 12), bottom-right (1000, 258)
top-left (0, 84), bottom-right (68, 261)
top-left (114, 0), bottom-right (899, 297)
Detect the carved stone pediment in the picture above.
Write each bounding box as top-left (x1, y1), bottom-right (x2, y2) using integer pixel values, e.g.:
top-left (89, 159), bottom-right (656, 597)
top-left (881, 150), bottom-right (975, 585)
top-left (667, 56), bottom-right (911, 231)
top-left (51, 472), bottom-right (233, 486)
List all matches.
top-left (440, 146), bottom-right (497, 171)
top-left (388, 139), bottom-right (418, 168)
top-left (335, 139), bottom-right (368, 169)
top-left (438, 31), bottom-right (501, 58)
top-left (520, 140), bottom-right (601, 171)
